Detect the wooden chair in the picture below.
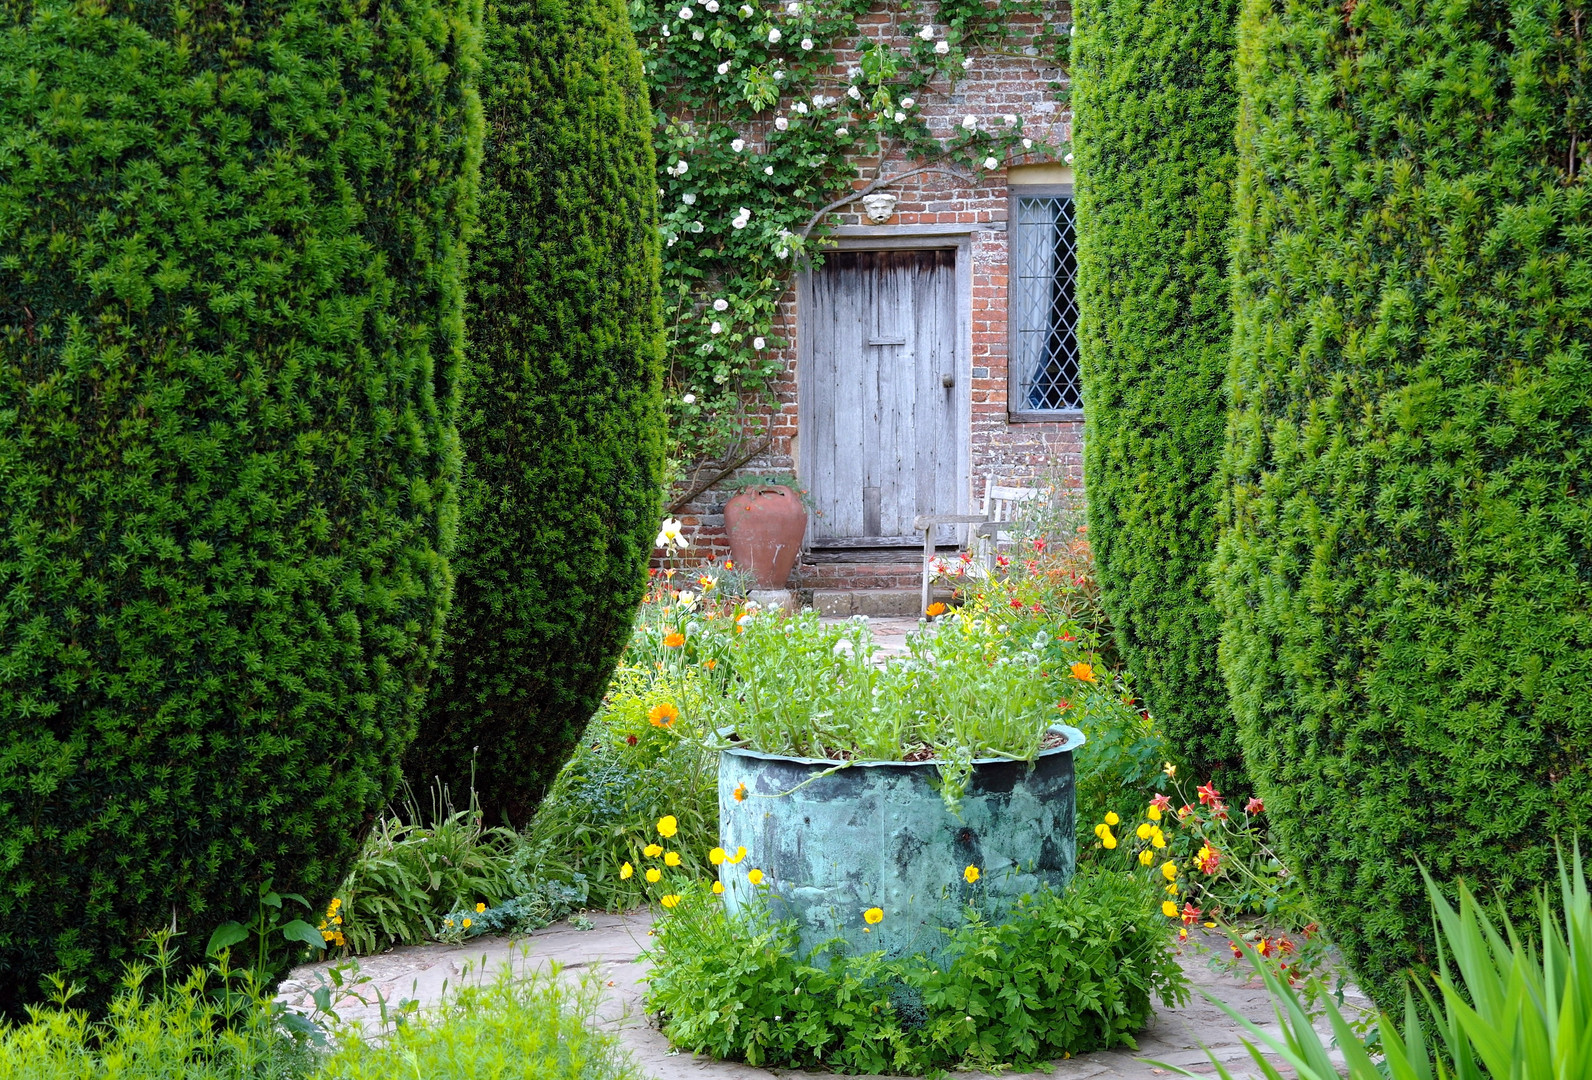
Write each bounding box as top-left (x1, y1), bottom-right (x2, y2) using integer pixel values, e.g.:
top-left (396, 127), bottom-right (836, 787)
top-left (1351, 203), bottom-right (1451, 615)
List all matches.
top-left (912, 476), bottom-right (1046, 615)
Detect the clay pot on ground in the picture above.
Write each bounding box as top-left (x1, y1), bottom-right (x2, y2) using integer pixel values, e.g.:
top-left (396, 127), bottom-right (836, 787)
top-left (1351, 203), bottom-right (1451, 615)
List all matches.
top-left (723, 485), bottom-right (807, 589)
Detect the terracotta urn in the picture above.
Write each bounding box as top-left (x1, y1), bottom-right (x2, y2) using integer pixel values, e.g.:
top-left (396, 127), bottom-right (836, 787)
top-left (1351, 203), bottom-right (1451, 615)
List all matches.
top-left (723, 485), bottom-right (807, 589)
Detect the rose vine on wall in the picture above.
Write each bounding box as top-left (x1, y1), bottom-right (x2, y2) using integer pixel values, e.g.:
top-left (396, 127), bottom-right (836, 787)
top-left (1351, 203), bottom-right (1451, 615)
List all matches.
top-left (631, 0), bottom-right (1065, 480)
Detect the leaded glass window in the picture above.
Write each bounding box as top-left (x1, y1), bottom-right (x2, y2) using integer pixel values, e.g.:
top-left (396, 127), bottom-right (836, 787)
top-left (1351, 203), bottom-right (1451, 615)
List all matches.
top-left (1009, 193), bottom-right (1081, 415)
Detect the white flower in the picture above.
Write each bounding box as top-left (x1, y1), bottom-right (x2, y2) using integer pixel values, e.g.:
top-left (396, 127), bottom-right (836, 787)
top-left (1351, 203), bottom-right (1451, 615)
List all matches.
top-left (962, 114), bottom-right (977, 130)
top-left (984, 156), bottom-right (998, 169)
top-left (764, 164), bottom-right (774, 174)
top-left (753, 336), bottom-right (766, 349)
top-left (705, 0), bottom-right (719, 9)
top-left (792, 101), bottom-right (807, 114)
top-left (673, 159), bottom-right (689, 175)
top-left (679, 5), bottom-right (691, 16)
top-left (934, 39), bottom-right (949, 55)
top-left (773, 69), bottom-right (784, 80)
top-left (677, 589), bottom-right (697, 609)
top-left (768, 26), bottom-right (781, 42)
top-left (918, 23), bottom-right (934, 39)
top-left (835, 126), bottom-right (848, 135)
top-left (682, 393), bottom-right (697, 404)
top-left (710, 321), bottom-right (723, 333)
top-left (667, 235), bottom-right (677, 246)
top-left (739, 3), bottom-right (753, 14)
top-left (901, 96), bottom-right (914, 107)
top-left (660, 24), bottom-right (670, 35)
top-left (718, 60), bottom-right (731, 74)
top-left (1003, 113), bottom-right (1018, 126)
top-left (962, 56), bottom-right (973, 68)
top-left (691, 220), bottom-right (704, 232)
top-left (713, 297), bottom-right (729, 311)
top-left (774, 116), bottom-right (788, 130)
top-left (893, 111), bottom-right (905, 122)
top-left (732, 207), bottom-right (751, 228)
top-left (812, 94), bottom-right (826, 108)
top-left (682, 192), bottom-right (697, 205)
top-left (847, 85), bottom-right (861, 100)
top-left (800, 36), bottom-right (813, 49)
top-left (785, 1), bottom-right (799, 12)
top-left (1065, 151), bottom-right (1074, 164)
top-left (731, 137), bottom-right (746, 151)
top-left (655, 518), bottom-right (690, 549)
top-left (1022, 137), bottom-right (1033, 149)
top-left (692, 28), bottom-right (704, 39)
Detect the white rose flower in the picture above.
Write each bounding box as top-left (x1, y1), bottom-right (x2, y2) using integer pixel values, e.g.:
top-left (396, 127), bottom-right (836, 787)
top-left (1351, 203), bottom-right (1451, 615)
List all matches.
top-left (682, 192), bottom-right (697, 204)
top-left (691, 220), bottom-right (704, 232)
top-left (792, 101), bottom-right (807, 114)
top-left (983, 156), bottom-right (998, 169)
top-left (785, 1), bottom-right (799, 12)
top-left (800, 36), bottom-right (813, 49)
top-left (934, 39), bottom-right (949, 54)
top-left (731, 137), bottom-right (746, 151)
top-left (705, 0), bottom-right (719, 9)
top-left (962, 56), bottom-right (973, 68)
top-left (764, 164), bottom-right (774, 174)
top-left (1065, 151), bottom-right (1074, 164)
top-left (847, 85), bottom-right (861, 100)
top-left (717, 60), bottom-right (731, 74)
top-left (692, 28), bottom-right (704, 39)
top-left (682, 393), bottom-right (696, 404)
top-left (835, 125), bottom-right (848, 135)
top-left (678, 5), bottom-right (691, 16)
top-left (901, 96), bottom-right (914, 107)
top-left (739, 2), bottom-right (753, 14)
top-left (918, 23), bottom-right (933, 39)
top-left (667, 235), bottom-right (677, 246)
top-left (731, 210), bottom-right (750, 229)
top-left (1003, 113), bottom-right (1018, 126)
top-left (773, 69), bottom-right (785, 80)
top-left (961, 114), bottom-right (977, 130)
top-left (1022, 137), bottom-right (1033, 149)
top-left (893, 111), bottom-right (905, 122)
top-left (660, 23), bottom-right (670, 35)
top-left (710, 321), bottom-right (723, 334)
top-left (753, 336), bottom-right (766, 349)
top-left (812, 94), bottom-right (825, 108)
top-left (713, 298), bottom-right (729, 311)
top-left (768, 26), bottom-right (781, 42)
top-left (774, 116), bottom-right (788, 130)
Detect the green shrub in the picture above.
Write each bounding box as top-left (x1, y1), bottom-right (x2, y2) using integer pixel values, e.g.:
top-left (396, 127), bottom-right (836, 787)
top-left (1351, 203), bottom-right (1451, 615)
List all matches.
top-left (647, 868), bottom-right (1187, 1073)
top-left (318, 963), bottom-right (639, 1080)
top-left (0, 0), bottom-right (482, 1008)
top-left (1164, 850), bottom-right (1592, 1080)
top-left (406, 0), bottom-right (665, 825)
top-left (1071, 0), bottom-right (1242, 784)
top-left (1215, 0), bottom-right (1592, 1010)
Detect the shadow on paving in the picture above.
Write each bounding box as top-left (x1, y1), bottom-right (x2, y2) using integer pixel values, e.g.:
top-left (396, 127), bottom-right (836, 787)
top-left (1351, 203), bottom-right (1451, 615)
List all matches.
top-left (279, 914), bottom-right (1365, 1080)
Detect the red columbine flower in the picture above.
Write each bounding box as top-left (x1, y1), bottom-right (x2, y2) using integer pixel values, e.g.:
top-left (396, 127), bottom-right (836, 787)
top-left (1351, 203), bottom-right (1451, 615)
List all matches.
top-left (959, 551), bottom-right (973, 563)
top-left (1178, 804), bottom-right (1195, 820)
top-left (1196, 782), bottom-right (1222, 807)
top-left (1257, 937), bottom-right (1274, 958)
top-left (1010, 598), bottom-right (1024, 609)
top-left (1245, 796), bottom-right (1264, 815)
top-left (1180, 903), bottom-right (1202, 927)
top-left (1150, 793), bottom-right (1172, 812)
top-left (1061, 632), bottom-right (1075, 642)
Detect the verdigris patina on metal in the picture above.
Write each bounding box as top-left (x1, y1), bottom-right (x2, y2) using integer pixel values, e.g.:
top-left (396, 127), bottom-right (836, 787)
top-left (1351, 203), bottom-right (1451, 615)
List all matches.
top-left (717, 724), bottom-right (1084, 961)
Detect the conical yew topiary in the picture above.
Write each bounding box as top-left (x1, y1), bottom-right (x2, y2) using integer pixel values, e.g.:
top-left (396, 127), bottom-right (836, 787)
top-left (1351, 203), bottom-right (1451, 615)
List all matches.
top-left (404, 0), bottom-right (665, 825)
top-left (1217, 0), bottom-right (1592, 1010)
top-left (0, 0), bottom-right (482, 1007)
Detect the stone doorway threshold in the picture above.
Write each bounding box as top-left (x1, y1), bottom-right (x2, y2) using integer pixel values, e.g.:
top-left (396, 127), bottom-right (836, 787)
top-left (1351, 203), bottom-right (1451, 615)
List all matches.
top-left (278, 912), bottom-right (1363, 1080)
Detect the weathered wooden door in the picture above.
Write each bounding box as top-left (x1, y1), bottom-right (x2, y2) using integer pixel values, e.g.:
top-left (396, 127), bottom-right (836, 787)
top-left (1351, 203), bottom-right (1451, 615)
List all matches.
top-left (803, 248), bottom-right (967, 542)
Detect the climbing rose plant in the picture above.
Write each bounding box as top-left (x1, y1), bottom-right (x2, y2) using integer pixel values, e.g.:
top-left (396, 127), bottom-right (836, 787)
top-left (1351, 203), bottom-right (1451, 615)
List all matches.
top-left (633, 0), bottom-right (1061, 472)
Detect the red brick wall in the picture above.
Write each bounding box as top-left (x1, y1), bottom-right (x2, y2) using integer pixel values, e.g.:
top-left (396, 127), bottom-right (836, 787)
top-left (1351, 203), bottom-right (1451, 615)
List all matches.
top-left (663, 1), bottom-right (1079, 588)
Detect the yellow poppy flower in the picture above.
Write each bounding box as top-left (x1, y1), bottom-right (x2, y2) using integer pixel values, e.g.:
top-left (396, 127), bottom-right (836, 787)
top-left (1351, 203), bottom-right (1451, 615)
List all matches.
top-left (645, 868), bottom-right (661, 883)
top-left (644, 843), bottom-right (663, 857)
top-left (863, 907), bottom-right (883, 924)
top-left (1161, 900), bottom-right (1177, 918)
top-left (1162, 861), bottom-right (1178, 881)
top-left (1138, 850), bottom-right (1154, 866)
top-left (620, 862), bottom-right (634, 880)
top-left (1104, 811), bottom-right (1120, 826)
top-left (1136, 823), bottom-right (1153, 840)
top-left (661, 894), bottom-right (681, 909)
top-left (709, 847), bottom-right (727, 865)
top-left (664, 851), bottom-right (682, 867)
top-left (1151, 828), bottom-right (1166, 849)
top-left (1147, 804), bottom-right (1162, 822)
top-left (712, 881), bottom-right (725, 895)
top-left (1102, 834), bottom-right (1118, 850)
top-left (963, 865), bottom-right (980, 884)
top-left (748, 868), bottom-right (764, 885)
top-left (657, 815), bottom-right (679, 839)
top-left (725, 846), bottom-right (747, 865)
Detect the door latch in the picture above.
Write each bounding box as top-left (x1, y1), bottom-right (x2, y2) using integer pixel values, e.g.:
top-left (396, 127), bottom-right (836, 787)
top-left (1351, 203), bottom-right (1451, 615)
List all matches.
top-left (941, 373), bottom-right (956, 388)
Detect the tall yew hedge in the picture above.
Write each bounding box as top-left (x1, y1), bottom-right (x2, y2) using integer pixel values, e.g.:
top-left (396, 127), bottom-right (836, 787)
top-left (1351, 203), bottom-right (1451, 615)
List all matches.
top-left (0, 0), bottom-right (481, 1006)
top-left (1072, 0), bottom-right (1242, 782)
top-left (1217, 0), bottom-right (1592, 1008)
top-left (405, 0), bottom-right (663, 825)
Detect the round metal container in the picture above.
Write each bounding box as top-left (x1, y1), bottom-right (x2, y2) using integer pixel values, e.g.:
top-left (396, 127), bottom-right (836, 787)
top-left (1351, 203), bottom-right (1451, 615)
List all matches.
top-left (717, 725), bottom-right (1085, 960)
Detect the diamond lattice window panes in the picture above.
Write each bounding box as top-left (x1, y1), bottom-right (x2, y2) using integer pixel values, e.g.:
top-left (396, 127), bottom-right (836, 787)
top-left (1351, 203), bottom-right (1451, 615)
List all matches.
top-left (1010, 194), bottom-right (1081, 415)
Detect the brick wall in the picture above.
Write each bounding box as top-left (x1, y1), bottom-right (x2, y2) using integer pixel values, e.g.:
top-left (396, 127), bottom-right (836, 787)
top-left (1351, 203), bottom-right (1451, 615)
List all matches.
top-left (664, 1), bottom-right (1080, 590)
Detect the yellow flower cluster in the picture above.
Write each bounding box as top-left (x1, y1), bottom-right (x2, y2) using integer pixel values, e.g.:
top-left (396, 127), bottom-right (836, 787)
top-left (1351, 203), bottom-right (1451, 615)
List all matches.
top-left (623, 815), bottom-right (765, 914)
top-left (317, 898), bottom-right (346, 949)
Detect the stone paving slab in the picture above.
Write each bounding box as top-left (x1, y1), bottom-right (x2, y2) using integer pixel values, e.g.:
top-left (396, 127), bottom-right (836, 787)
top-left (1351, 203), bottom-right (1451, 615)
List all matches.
top-left (279, 914), bottom-right (1365, 1080)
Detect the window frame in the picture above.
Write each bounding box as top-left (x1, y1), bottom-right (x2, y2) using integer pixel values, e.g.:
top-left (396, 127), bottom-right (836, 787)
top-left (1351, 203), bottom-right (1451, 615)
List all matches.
top-left (1006, 183), bottom-right (1084, 422)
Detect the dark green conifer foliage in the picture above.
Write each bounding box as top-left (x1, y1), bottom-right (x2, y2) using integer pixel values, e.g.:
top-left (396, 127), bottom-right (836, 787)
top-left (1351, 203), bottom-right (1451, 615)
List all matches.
top-left (0, 0), bottom-right (482, 1007)
top-left (405, 0), bottom-right (664, 825)
top-left (1072, 0), bottom-right (1243, 783)
top-left (1217, 0), bottom-right (1592, 1009)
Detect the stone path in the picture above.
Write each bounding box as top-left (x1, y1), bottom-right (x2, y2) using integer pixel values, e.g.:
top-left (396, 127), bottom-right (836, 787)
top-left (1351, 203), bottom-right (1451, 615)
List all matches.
top-left (279, 913), bottom-right (1366, 1079)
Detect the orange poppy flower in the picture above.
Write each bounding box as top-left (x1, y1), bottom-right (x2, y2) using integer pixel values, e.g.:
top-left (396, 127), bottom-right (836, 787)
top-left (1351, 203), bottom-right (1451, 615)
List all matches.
top-left (648, 702), bottom-right (679, 728)
top-left (1069, 661), bottom-right (1096, 683)
top-left (663, 632), bottom-right (686, 648)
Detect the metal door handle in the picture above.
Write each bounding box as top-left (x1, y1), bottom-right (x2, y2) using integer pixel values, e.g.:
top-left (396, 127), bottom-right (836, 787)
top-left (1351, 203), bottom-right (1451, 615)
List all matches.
top-left (941, 373), bottom-right (955, 388)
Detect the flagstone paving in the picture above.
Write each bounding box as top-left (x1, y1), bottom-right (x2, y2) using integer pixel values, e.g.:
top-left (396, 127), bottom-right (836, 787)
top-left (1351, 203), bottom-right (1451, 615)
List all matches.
top-left (278, 912), bottom-right (1366, 1080)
